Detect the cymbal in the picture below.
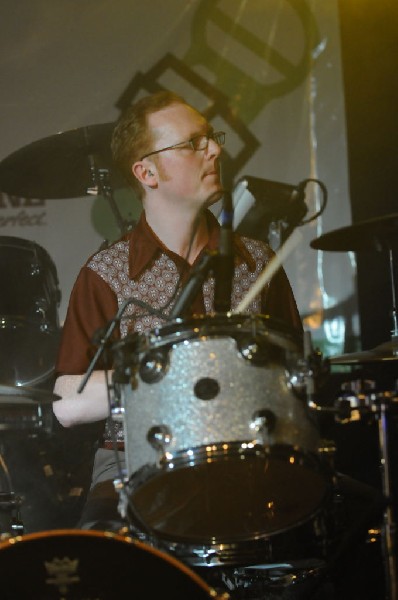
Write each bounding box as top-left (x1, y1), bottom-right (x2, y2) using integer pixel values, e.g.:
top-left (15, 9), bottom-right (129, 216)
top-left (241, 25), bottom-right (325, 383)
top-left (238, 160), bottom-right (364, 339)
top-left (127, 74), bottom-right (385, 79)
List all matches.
top-left (329, 340), bottom-right (398, 365)
top-left (0, 385), bottom-right (61, 404)
top-left (0, 123), bottom-right (127, 199)
top-left (310, 213), bottom-right (398, 252)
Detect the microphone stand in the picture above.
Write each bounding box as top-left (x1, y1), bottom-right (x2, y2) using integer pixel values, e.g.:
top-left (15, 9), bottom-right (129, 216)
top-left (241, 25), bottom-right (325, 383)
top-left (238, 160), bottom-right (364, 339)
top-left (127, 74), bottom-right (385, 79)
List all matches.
top-left (169, 252), bottom-right (215, 318)
top-left (78, 298), bottom-right (134, 393)
top-left (214, 191), bottom-right (235, 312)
top-left (170, 192), bottom-right (235, 318)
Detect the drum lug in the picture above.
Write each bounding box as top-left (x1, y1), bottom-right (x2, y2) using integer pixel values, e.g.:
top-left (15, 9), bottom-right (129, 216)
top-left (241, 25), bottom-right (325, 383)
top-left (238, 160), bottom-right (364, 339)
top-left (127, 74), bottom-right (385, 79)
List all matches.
top-left (250, 409), bottom-right (276, 441)
top-left (34, 298), bottom-right (48, 321)
top-left (139, 349), bottom-right (169, 383)
top-left (237, 335), bottom-right (270, 365)
top-left (147, 425), bottom-right (172, 452)
top-left (288, 362), bottom-right (310, 400)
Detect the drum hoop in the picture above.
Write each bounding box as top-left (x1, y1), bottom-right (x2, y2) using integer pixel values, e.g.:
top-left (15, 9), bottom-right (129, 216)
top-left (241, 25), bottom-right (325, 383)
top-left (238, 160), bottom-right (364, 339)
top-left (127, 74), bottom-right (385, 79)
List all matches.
top-left (0, 235), bottom-right (58, 275)
top-left (155, 313), bottom-right (298, 340)
top-left (129, 442), bottom-right (329, 485)
top-left (0, 492), bottom-right (24, 509)
top-left (0, 316), bottom-right (59, 331)
top-left (116, 313), bottom-right (301, 357)
top-left (0, 528), bottom-right (225, 597)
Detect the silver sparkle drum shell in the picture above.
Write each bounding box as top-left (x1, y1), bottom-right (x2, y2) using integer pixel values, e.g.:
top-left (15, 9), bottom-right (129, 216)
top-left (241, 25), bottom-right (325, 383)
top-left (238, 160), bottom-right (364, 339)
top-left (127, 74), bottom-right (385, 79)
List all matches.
top-left (114, 314), bottom-right (332, 564)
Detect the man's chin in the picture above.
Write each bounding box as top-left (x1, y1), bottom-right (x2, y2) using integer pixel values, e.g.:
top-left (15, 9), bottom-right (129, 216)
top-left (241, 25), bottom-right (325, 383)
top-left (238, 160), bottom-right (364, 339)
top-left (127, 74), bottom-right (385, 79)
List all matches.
top-left (205, 187), bottom-right (224, 207)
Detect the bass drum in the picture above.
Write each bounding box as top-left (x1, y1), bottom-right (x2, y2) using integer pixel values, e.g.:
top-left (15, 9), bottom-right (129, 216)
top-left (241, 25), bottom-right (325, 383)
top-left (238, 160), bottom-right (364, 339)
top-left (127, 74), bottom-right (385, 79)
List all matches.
top-left (113, 314), bottom-right (334, 566)
top-left (0, 529), bottom-right (228, 599)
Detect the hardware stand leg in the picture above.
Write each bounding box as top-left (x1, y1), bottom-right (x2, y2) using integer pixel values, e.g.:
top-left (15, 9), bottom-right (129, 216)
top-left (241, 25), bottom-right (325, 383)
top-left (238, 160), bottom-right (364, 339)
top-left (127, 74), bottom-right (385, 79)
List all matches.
top-left (378, 400), bottom-right (397, 599)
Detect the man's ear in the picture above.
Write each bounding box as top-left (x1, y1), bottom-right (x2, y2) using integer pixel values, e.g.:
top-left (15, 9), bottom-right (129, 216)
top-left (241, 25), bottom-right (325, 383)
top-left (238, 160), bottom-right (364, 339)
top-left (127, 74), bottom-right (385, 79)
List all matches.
top-left (132, 161), bottom-right (157, 187)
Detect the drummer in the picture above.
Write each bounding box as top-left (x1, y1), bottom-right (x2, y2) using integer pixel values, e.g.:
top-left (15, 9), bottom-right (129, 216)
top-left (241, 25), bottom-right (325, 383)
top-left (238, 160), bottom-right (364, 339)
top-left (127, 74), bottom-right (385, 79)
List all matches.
top-left (52, 89), bottom-right (302, 531)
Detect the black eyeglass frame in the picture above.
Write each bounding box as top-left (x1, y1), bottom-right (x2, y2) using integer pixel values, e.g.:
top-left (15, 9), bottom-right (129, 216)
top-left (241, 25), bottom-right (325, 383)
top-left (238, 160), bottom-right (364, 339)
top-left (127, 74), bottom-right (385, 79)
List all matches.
top-left (140, 131), bottom-right (225, 161)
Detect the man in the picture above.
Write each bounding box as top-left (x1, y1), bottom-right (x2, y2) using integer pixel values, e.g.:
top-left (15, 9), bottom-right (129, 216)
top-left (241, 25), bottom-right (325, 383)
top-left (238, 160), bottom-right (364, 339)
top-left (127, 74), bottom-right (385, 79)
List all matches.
top-left (52, 90), bottom-right (303, 531)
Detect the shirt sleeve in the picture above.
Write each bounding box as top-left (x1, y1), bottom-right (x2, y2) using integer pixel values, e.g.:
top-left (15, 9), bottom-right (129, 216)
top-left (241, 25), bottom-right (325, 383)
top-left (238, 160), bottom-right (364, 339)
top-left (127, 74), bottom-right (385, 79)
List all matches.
top-left (55, 266), bottom-right (119, 376)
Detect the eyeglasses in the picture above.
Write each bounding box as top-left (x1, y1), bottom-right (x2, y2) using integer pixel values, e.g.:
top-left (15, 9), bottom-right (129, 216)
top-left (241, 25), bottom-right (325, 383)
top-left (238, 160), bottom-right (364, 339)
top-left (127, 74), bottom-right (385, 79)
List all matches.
top-left (140, 131), bottom-right (225, 160)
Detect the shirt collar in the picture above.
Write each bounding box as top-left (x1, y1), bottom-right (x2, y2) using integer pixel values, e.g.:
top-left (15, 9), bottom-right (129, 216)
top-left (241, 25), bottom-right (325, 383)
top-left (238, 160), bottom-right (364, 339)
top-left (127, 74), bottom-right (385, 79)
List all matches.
top-left (128, 209), bottom-right (256, 279)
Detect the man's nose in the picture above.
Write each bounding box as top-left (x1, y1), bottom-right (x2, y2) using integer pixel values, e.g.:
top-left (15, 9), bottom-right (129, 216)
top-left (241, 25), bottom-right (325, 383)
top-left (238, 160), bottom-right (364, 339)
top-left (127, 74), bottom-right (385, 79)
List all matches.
top-left (206, 137), bottom-right (222, 157)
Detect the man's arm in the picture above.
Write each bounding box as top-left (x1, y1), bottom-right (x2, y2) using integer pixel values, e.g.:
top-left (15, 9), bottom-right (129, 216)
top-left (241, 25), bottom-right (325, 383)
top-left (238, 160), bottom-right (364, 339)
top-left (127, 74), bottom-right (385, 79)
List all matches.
top-left (53, 371), bottom-right (111, 427)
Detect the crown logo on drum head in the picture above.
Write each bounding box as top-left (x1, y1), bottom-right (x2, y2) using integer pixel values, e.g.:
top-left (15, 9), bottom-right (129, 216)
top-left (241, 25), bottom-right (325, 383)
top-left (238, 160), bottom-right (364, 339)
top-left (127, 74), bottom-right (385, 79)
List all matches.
top-left (45, 557), bottom-right (80, 594)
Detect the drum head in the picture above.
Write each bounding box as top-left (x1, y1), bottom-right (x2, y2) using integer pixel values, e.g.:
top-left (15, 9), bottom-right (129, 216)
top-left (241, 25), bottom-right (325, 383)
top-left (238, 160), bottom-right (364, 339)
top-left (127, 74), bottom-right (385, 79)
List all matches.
top-left (0, 529), bottom-right (223, 599)
top-left (128, 446), bottom-right (330, 544)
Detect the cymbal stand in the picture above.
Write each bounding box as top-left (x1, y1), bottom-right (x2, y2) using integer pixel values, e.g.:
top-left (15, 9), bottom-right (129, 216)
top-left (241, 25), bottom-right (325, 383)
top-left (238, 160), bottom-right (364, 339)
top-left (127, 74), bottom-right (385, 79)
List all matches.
top-left (376, 396), bottom-right (397, 599)
top-left (87, 154), bottom-right (135, 237)
top-left (376, 247), bottom-right (398, 600)
top-left (388, 247), bottom-right (398, 354)
top-left (0, 448), bottom-right (24, 538)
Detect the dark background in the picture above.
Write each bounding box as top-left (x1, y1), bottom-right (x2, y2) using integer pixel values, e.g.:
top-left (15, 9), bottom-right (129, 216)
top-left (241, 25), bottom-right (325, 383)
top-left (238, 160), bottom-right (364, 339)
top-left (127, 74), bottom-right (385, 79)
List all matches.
top-left (338, 0), bottom-right (398, 353)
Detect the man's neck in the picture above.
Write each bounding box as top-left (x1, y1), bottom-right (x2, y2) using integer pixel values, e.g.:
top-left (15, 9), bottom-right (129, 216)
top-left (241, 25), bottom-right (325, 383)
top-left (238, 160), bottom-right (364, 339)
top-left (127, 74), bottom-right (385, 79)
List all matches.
top-left (145, 206), bottom-right (209, 264)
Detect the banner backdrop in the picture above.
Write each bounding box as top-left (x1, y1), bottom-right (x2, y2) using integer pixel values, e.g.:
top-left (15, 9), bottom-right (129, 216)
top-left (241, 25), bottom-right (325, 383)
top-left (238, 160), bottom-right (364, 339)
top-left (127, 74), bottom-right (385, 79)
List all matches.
top-left (0, 0), bottom-right (357, 356)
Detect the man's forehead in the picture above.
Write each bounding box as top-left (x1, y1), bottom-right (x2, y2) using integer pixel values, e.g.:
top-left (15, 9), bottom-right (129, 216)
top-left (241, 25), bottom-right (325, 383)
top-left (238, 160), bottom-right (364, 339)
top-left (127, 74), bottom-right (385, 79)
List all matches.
top-left (148, 103), bottom-right (208, 139)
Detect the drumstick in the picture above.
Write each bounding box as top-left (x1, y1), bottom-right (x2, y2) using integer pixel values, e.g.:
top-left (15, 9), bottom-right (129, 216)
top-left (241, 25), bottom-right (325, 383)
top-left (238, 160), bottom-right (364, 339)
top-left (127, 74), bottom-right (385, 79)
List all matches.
top-left (233, 228), bottom-right (303, 313)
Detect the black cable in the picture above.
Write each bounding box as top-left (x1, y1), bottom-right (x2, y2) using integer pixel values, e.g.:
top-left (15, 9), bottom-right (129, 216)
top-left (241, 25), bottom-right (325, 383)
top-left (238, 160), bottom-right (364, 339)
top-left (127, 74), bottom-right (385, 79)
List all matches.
top-left (299, 178), bottom-right (328, 225)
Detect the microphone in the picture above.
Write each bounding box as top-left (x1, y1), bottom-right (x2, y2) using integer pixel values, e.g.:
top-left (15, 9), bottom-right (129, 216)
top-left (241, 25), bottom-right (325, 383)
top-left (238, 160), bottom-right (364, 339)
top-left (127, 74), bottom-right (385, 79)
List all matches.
top-left (213, 191), bottom-right (234, 313)
top-left (234, 176), bottom-right (308, 235)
